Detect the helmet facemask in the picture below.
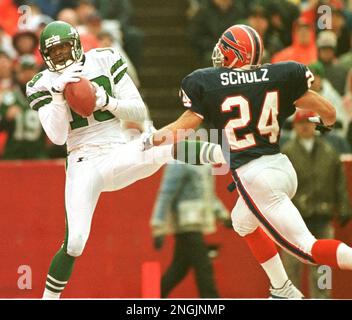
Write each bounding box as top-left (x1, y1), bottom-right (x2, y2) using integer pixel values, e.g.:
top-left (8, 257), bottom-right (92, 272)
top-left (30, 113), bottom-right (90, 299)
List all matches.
top-left (41, 35), bottom-right (83, 72)
top-left (212, 43), bottom-right (225, 68)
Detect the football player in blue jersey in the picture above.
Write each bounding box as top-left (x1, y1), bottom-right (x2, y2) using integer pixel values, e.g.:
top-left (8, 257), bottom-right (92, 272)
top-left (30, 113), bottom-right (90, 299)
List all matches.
top-left (143, 24), bottom-right (352, 298)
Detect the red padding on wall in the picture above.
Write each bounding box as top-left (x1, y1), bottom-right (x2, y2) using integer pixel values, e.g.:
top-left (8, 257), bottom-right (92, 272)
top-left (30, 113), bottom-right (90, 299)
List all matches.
top-left (141, 261), bottom-right (160, 298)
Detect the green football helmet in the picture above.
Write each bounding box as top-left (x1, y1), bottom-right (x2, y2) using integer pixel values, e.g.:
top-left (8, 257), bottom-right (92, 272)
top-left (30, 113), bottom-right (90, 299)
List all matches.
top-left (39, 21), bottom-right (83, 72)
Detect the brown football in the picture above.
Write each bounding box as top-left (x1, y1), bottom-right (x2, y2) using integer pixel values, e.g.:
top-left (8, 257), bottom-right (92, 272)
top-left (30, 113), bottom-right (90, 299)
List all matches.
top-left (64, 77), bottom-right (96, 117)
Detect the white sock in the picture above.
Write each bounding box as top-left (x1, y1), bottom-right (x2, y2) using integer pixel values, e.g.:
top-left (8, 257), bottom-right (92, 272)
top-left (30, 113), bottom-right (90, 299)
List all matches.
top-left (43, 288), bottom-right (61, 299)
top-left (337, 243), bottom-right (352, 270)
top-left (261, 253), bottom-right (289, 288)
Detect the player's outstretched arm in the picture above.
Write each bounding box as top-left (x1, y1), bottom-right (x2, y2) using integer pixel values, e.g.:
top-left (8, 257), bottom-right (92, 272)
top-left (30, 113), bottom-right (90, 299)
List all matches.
top-left (152, 110), bottom-right (203, 146)
top-left (172, 140), bottom-right (226, 165)
top-left (295, 89), bottom-right (336, 126)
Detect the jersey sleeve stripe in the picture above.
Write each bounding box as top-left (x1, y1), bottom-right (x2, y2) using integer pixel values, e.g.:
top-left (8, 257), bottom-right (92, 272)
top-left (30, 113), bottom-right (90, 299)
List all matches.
top-left (113, 67), bottom-right (127, 84)
top-left (110, 59), bottom-right (125, 75)
top-left (192, 111), bottom-right (204, 120)
top-left (27, 91), bottom-right (51, 103)
top-left (30, 97), bottom-right (53, 111)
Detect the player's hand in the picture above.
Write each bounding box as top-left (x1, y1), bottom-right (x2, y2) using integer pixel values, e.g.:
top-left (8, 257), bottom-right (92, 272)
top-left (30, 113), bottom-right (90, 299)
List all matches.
top-left (52, 62), bottom-right (83, 93)
top-left (91, 82), bottom-right (109, 109)
top-left (153, 235), bottom-right (165, 250)
top-left (140, 125), bottom-right (156, 151)
top-left (308, 116), bottom-right (334, 134)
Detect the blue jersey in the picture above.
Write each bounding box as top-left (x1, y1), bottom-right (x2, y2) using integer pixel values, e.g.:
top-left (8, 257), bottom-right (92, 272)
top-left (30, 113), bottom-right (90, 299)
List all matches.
top-left (180, 61), bottom-right (313, 169)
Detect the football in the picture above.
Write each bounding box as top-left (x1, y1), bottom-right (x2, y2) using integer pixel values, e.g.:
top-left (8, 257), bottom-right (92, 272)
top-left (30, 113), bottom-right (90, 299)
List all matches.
top-left (64, 77), bottom-right (96, 117)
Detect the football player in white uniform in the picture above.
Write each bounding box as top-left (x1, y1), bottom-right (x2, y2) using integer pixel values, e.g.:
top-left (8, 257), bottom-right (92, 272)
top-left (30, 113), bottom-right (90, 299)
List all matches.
top-left (26, 21), bottom-right (173, 298)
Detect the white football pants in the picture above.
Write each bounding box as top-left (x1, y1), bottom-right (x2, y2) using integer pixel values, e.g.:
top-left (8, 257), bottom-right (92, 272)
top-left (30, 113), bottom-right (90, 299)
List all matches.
top-left (231, 153), bottom-right (317, 264)
top-left (64, 138), bottom-right (173, 257)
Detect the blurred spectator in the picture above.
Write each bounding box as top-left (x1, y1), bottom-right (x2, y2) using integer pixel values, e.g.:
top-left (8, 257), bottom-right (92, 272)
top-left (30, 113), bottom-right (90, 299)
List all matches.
top-left (331, 7), bottom-right (351, 57)
top-left (57, 7), bottom-right (79, 26)
top-left (317, 30), bottom-right (347, 96)
top-left (271, 18), bottom-right (317, 65)
top-left (337, 34), bottom-right (352, 72)
top-left (72, 1), bottom-right (101, 51)
top-left (24, 0), bottom-right (63, 18)
top-left (265, 0), bottom-right (300, 48)
top-left (95, 0), bottom-right (131, 27)
top-left (247, 5), bottom-right (269, 38)
top-left (57, 6), bottom-right (140, 85)
top-left (0, 0), bottom-right (19, 36)
top-left (95, 0), bottom-right (144, 70)
top-left (309, 61), bottom-right (348, 136)
top-left (57, 7), bottom-right (98, 51)
top-left (97, 31), bottom-right (140, 87)
top-left (343, 69), bottom-right (352, 149)
top-left (97, 30), bottom-right (116, 48)
top-left (0, 51), bottom-right (15, 103)
top-left (186, 0), bottom-right (204, 19)
top-left (12, 29), bottom-right (43, 66)
top-left (0, 26), bottom-right (17, 58)
top-left (85, 11), bottom-right (102, 36)
top-left (281, 109), bottom-right (352, 298)
top-left (12, 30), bottom-right (38, 56)
top-left (188, 0), bottom-right (245, 67)
top-left (323, 129), bottom-right (352, 154)
top-left (343, 68), bottom-right (352, 119)
top-left (151, 162), bottom-right (231, 298)
top-left (0, 55), bottom-right (48, 159)
top-left (22, 4), bottom-right (53, 35)
top-left (75, 0), bottom-right (96, 24)
top-left (246, 3), bottom-right (284, 63)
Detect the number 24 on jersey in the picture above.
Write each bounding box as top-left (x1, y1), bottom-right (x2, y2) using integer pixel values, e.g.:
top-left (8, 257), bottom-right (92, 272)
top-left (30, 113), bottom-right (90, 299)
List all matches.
top-left (222, 91), bottom-right (279, 151)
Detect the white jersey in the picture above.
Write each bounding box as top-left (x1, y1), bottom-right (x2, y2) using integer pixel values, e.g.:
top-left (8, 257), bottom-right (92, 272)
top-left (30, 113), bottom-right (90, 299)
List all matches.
top-left (26, 48), bottom-right (138, 152)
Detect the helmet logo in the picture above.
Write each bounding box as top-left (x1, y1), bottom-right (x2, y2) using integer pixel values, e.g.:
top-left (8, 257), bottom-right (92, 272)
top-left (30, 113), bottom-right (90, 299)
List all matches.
top-left (68, 27), bottom-right (77, 36)
top-left (45, 35), bottom-right (60, 47)
top-left (221, 31), bottom-right (247, 62)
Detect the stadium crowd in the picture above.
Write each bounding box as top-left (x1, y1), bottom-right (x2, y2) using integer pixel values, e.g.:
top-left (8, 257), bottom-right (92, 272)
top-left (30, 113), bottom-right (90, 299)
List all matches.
top-left (1, 0), bottom-right (352, 158)
top-left (1, 0), bottom-right (352, 298)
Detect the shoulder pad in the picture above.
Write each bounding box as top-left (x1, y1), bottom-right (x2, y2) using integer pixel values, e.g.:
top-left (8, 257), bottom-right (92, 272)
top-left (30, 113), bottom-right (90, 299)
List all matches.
top-left (26, 71), bottom-right (52, 111)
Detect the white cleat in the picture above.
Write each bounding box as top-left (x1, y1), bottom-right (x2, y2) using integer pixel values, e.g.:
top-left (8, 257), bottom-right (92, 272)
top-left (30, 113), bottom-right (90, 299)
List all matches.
top-left (269, 280), bottom-right (304, 299)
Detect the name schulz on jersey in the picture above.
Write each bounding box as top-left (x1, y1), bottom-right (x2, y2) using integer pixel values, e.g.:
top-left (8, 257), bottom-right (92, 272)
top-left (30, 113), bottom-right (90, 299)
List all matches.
top-left (126, 303), bottom-right (225, 317)
top-left (220, 68), bottom-right (269, 85)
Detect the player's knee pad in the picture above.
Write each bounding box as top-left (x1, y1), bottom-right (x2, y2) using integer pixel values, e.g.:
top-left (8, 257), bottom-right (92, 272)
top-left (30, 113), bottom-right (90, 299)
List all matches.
top-left (66, 234), bottom-right (87, 257)
top-left (231, 208), bottom-right (258, 237)
top-left (232, 219), bottom-right (256, 237)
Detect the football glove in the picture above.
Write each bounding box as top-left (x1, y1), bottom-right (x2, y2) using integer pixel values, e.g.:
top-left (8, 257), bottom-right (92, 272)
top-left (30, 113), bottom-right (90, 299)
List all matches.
top-left (140, 125), bottom-right (156, 151)
top-left (51, 62), bottom-right (83, 93)
top-left (308, 116), bottom-right (334, 134)
top-left (91, 82), bottom-right (109, 109)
